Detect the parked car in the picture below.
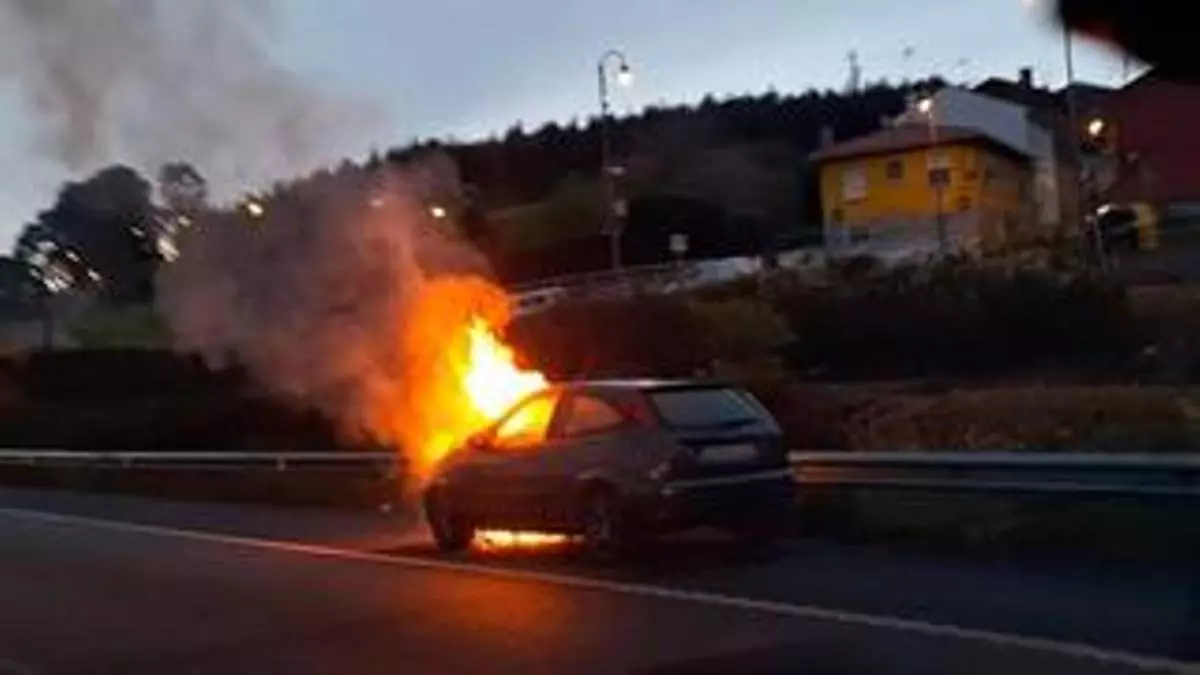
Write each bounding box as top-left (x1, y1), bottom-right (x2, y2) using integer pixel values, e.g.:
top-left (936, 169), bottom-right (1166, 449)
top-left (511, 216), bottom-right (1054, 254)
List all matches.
top-left (424, 379), bottom-right (794, 557)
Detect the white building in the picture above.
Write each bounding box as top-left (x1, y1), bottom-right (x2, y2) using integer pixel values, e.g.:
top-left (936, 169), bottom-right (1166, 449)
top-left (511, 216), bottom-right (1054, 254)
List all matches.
top-left (900, 84), bottom-right (1064, 233)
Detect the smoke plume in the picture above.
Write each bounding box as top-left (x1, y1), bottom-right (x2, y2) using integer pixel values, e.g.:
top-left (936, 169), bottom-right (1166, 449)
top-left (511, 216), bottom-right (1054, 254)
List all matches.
top-left (156, 154), bottom-right (503, 465)
top-left (0, 0), bottom-right (378, 197)
top-left (3, 0), bottom-right (525, 470)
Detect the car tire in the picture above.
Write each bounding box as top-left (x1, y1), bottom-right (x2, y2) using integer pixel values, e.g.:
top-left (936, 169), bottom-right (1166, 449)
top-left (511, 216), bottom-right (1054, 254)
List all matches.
top-left (581, 487), bottom-right (641, 561)
top-left (424, 489), bottom-right (474, 553)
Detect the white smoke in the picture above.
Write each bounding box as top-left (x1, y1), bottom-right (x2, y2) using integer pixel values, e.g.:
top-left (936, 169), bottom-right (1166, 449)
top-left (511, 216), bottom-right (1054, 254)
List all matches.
top-left (0, 0), bottom-right (379, 199)
top-left (156, 154), bottom-right (496, 450)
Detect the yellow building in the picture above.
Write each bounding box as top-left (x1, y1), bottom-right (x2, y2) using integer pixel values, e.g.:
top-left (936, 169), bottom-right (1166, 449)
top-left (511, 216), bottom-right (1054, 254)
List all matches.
top-left (811, 124), bottom-right (1033, 253)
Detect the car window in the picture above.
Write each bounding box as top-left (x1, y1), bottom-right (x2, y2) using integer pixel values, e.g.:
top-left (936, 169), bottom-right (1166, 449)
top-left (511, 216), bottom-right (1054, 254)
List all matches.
top-left (560, 395), bottom-right (625, 438)
top-left (492, 393), bottom-right (559, 451)
top-left (649, 387), bottom-right (767, 431)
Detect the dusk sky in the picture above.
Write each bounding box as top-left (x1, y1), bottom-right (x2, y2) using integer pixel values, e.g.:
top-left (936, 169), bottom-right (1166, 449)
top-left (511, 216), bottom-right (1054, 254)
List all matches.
top-left (0, 0), bottom-right (1130, 246)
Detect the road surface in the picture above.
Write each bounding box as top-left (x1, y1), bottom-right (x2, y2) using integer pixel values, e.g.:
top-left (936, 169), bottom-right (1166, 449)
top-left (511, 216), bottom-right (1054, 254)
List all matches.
top-left (0, 488), bottom-right (1193, 674)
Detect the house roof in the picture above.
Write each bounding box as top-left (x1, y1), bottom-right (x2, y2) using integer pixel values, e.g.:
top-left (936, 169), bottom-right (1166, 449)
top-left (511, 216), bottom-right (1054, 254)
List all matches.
top-left (809, 124), bottom-right (1029, 164)
top-left (974, 78), bottom-right (1062, 111)
top-left (974, 77), bottom-right (1113, 117)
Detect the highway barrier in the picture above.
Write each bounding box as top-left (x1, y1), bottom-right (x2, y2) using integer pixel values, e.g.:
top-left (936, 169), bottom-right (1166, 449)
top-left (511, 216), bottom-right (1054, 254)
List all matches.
top-left (788, 451), bottom-right (1200, 500)
top-left (0, 450), bottom-right (401, 507)
top-left (1, 449), bottom-right (1194, 560)
top-left (1, 448), bottom-right (1197, 501)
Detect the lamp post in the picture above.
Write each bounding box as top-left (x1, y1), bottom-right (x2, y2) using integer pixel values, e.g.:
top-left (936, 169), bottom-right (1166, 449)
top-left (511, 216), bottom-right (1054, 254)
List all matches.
top-left (918, 96), bottom-right (949, 254)
top-left (1062, 32), bottom-right (1109, 269)
top-left (598, 49), bottom-right (633, 271)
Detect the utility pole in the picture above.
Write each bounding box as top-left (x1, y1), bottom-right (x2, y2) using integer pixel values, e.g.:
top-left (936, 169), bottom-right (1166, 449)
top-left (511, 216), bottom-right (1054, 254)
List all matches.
top-left (597, 49), bottom-right (633, 272)
top-left (1063, 30), bottom-right (1107, 268)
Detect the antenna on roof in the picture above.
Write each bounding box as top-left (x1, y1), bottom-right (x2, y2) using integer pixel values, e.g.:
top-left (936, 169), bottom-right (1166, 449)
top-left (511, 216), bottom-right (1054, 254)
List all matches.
top-left (846, 50), bottom-right (862, 94)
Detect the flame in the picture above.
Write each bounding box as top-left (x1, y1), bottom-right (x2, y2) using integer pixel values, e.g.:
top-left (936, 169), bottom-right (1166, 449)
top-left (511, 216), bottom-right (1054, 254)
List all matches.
top-left (474, 530), bottom-right (571, 550)
top-left (463, 318), bottom-right (547, 421)
top-left (382, 276), bottom-right (547, 479)
top-left (362, 275), bottom-right (565, 551)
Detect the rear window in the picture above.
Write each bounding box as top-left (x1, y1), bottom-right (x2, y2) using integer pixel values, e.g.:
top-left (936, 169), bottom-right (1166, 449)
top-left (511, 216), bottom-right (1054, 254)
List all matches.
top-left (648, 387), bottom-right (768, 430)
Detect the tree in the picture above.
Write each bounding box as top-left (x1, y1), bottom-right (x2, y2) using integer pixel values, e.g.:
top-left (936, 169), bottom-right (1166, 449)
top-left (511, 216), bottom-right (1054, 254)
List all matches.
top-left (0, 256), bottom-right (43, 320)
top-left (157, 162), bottom-right (208, 217)
top-left (15, 165), bottom-right (160, 302)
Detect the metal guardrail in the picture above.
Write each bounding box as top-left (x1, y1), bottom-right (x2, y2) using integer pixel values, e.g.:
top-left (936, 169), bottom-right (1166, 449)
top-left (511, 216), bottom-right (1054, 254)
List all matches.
top-left (789, 452), bottom-right (1200, 499)
top-left (0, 450), bottom-right (399, 475)
top-left (1, 449), bottom-right (1198, 499)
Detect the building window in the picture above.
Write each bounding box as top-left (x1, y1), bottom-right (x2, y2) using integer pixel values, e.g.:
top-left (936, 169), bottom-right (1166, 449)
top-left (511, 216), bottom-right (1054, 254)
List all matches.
top-left (928, 168), bottom-right (951, 187)
top-left (885, 160), bottom-right (904, 181)
top-left (830, 208), bottom-right (844, 223)
top-left (927, 151), bottom-right (951, 169)
top-left (956, 196), bottom-right (972, 211)
top-left (964, 169), bottom-right (979, 183)
top-left (840, 168), bottom-right (867, 202)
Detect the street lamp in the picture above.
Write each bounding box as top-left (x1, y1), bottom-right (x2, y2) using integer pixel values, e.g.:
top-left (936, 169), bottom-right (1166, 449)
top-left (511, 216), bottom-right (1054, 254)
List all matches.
top-left (598, 49), bottom-right (634, 271)
top-left (243, 199), bottom-right (265, 220)
top-left (1086, 117), bottom-right (1106, 139)
top-left (429, 205), bottom-right (448, 220)
top-left (916, 97), bottom-right (948, 253)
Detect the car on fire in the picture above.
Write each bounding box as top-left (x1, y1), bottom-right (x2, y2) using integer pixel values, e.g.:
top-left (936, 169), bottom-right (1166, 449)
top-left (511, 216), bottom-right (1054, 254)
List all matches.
top-left (423, 379), bottom-right (795, 556)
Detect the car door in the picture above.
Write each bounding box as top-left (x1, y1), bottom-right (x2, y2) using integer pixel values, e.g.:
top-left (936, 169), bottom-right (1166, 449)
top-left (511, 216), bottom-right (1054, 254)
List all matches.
top-left (469, 391), bottom-right (562, 529)
top-left (524, 392), bottom-right (631, 529)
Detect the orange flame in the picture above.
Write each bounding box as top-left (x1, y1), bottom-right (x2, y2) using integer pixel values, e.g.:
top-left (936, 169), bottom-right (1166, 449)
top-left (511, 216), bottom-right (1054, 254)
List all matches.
top-left (381, 276), bottom-right (546, 478)
top-left (463, 317), bottom-right (547, 421)
top-left (367, 275), bottom-right (565, 550)
top-left (474, 530), bottom-right (571, 549)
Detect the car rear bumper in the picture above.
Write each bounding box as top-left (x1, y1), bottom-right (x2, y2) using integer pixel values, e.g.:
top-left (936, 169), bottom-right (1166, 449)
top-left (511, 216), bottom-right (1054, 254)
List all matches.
top-left (647, 468), bottom-right (795, 530)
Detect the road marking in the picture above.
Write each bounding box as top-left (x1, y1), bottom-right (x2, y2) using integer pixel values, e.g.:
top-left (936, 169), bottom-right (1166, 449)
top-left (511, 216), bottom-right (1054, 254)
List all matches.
top-left (0, 506), bottom-right (1193, 674)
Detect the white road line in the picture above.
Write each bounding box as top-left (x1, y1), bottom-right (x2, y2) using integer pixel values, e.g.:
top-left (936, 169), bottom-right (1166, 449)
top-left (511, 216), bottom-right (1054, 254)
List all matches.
top-left (0, 506), bottom-right (1193, 674)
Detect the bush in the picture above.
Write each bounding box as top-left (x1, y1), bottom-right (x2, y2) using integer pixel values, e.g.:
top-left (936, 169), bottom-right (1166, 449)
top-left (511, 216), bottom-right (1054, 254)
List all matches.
top-left (67, 304), bottom-right (171, 349)
top-left (770, 259), bottom-right (1138, 378)
top-left (0, 350), bottom-right (344, 451)
top-left (689, 297), bottom-right (792, 364)
top-left (840, 385), bottom-right (1199, 452)
top-left (512, 258), bottom-right (1140, 384)
top-left (509, 293), bottom-right (708, 379)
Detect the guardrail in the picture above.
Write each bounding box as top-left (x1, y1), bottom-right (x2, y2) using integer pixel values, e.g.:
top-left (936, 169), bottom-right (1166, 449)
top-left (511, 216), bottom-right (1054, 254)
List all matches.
top-left (789, 451), bottom-right (1200, 499)
top-left (2, 449), bottom-right (1198, 500)
top-left (0, 450), bottom-right (399, 474)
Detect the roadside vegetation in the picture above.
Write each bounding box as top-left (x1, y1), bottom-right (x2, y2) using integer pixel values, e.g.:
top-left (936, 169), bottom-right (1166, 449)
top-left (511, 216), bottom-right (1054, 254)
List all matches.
top-left (513, 256), bottom-right (1200, 453)
top-left (2, 256), bottom-right (1200, 455)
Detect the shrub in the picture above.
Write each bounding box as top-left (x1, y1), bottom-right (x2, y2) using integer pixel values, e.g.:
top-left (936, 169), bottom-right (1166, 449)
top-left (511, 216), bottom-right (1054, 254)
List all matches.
top-left (509, 293), bottom-right (708, 379)
top-left (689, 296), bottom-right (792, 364)
top-left (67, 304), bottom-right (171, 349)
top-left (770, 259), bottom-right (1138, 378)
top-left (841, 385), bottom-right (1198, 452)
top-left (0, 350), bottom-right (344, 451)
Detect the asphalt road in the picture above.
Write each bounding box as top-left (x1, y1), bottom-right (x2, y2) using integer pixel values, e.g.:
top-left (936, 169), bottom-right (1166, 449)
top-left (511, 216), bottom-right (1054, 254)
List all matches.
top-left (0, 488), bottom-right (1194, 675)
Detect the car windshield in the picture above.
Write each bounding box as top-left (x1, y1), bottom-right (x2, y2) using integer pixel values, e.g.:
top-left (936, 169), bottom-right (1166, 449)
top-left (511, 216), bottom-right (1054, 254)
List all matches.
top-left (649, 388), bottom-right (765, 430)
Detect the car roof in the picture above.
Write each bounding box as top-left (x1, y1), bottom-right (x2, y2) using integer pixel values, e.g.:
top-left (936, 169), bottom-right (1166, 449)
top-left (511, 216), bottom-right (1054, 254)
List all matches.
top-left (554, 378), bottom-right (729, 393)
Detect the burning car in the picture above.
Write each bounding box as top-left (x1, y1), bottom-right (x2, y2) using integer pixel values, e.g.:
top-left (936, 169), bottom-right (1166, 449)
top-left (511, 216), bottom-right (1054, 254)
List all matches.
top-left (423, 379), bottom-right (795, 557)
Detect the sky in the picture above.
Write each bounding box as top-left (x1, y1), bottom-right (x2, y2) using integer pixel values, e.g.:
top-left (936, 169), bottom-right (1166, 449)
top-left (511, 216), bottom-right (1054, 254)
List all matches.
top-left (0, 0), bottom-right (1129, 246)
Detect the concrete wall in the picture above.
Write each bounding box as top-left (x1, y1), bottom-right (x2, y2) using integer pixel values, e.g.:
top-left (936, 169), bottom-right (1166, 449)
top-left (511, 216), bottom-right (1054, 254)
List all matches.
top-left (824, 212), bottom-right (985, 258)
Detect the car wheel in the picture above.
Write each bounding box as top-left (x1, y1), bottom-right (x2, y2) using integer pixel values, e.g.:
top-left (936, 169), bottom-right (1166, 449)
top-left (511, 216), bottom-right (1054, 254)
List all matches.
top-left (581, 487), bottom-right (638, 561)
top-left (424, 489), bottom-right (474, 553)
